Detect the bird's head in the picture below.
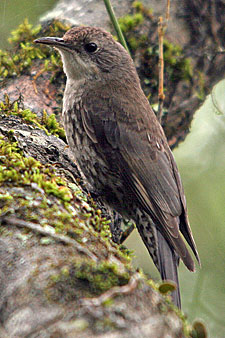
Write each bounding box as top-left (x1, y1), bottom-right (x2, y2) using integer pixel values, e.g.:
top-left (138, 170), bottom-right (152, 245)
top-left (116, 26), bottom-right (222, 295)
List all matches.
top-left (34, 26), bottom-right (133, 82)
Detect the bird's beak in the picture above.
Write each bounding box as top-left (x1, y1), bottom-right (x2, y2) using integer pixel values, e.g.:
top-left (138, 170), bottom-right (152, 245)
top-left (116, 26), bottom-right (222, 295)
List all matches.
top-left (34, 37), bottom-right (71, 50)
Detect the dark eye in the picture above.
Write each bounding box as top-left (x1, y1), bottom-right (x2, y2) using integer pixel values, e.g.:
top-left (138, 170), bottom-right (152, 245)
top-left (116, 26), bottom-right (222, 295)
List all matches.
top-left (84, 42), bottom-right (98, 53)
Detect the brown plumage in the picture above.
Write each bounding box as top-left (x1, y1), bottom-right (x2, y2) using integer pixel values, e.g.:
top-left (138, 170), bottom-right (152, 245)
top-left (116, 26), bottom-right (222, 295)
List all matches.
top-left (35, 26), bottom-right (200, 308)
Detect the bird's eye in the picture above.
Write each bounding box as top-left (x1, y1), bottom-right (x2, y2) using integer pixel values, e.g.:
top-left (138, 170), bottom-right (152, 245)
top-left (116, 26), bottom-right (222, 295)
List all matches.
top-left (84, 42), bottom-right (98, 53)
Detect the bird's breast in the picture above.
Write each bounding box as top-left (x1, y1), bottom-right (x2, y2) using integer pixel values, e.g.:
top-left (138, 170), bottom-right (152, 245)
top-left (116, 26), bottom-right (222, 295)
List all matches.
top-left (62, 90), bottom-right (121, 197)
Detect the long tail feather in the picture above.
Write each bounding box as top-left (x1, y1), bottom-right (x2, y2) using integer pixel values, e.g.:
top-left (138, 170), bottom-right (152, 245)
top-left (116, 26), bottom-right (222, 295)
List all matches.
top-left (157, 229), bottom-right (181, 308)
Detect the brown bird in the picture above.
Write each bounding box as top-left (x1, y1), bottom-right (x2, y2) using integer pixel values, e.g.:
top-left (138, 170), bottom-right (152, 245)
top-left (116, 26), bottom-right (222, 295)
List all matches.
top-left (35, 26), bottom-right (200, 308)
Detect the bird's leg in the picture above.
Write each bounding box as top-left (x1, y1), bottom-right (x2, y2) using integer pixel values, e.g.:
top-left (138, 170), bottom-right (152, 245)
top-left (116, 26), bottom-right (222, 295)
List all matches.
top-left (88, 189), bottom-right (135, 244)
top-left (95, 200), bottom-right (135, 244)
top-left (110, 214), bottom-right (135, 245)
top-left (119, 222), bottom-right (135, 244)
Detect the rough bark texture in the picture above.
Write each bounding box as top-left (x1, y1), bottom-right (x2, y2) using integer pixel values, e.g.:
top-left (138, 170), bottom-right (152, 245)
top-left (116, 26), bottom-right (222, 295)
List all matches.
top-left (0, 0), bottom-right (222, 337)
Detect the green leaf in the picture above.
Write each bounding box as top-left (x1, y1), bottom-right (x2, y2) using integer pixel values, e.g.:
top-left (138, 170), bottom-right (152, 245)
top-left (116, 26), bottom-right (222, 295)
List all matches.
top-left (158, 281), bottom-right (176, 294)
top-left (191, 321), bottom-right (207, 338)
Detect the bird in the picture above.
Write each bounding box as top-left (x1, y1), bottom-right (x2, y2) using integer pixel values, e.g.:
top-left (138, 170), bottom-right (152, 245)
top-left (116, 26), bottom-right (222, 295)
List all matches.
top-left (35, 26), bottom-right (200, 308)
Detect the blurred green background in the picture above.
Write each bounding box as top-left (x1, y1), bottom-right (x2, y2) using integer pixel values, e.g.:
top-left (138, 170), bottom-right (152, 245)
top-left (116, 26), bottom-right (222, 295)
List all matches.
top-left (0, 1), bottom-right (224, 337)
top-left (0, 0), bottom-right (56, 49)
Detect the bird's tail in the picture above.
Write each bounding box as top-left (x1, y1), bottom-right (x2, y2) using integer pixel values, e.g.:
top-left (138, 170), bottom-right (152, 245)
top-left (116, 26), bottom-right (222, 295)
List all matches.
top-left (157, 229), bottom-right (181, 309)
top-left (135, 215), bottom-right (181, 308)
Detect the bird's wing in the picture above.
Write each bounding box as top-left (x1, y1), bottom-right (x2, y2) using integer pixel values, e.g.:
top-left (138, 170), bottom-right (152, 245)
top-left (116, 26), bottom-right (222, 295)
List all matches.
top-left (117, 123), bottom-right (200, 267)
top-left (82, 93), bottom-right (199, 269)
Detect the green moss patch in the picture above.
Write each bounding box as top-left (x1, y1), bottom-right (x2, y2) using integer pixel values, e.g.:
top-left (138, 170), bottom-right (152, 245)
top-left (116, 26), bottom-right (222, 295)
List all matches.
top-left (50, 259), bottom-right (130, 299)
top-left (1, 95), bottom-right (66, 140)
top-left (118, 2), bottom-right (150, 52)
top-left (0, 137), bottom-right (71, 201)
top-left (119, 13), bottom-right (144, 34)
top-left (74, 260), bottom-right (130, 293)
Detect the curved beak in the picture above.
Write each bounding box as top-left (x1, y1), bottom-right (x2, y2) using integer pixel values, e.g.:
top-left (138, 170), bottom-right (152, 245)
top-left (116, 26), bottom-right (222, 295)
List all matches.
top-left (34, 37), bottom-right (71, 49)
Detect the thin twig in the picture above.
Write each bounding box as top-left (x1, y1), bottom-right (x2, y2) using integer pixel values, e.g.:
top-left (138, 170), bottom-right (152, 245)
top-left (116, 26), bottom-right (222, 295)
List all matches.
top-left (166, 0), bottom-right (170, 22)
top-left (81, 272), bottom-right (142, 306)
top-left (157, 16), bottom-right (165, 124)
top-left (2, 216), bottom-right (98, 262)
top-left (103, 0), bottom-right (130, 53)
top-left (32, 68), bottom-right (46, 94)
top-left (157, 0), bottom-right (171, 123)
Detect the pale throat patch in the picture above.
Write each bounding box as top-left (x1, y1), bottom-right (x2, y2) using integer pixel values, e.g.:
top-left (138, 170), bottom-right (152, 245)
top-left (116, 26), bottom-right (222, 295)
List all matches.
top-left (58, 49), bottom-right (99, 80)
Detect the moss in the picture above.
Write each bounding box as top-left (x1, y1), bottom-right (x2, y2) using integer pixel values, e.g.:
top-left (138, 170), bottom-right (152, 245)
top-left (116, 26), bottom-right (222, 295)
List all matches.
top-left (41, 110), bottom-right (66, 140)
top-left (88, 198), bottom-right (112, 239)
top-left (119, 13), bottom-right (144, 33)
top-left (145, 277), bottom-right (196, 336)
top-left (49, 259), bottom-right (130, 298)
top-left (196, 71), bottom-right (206, 100)
top-left (0, 19), bottom-right (67, 139)
top-left (163, 39), bottom-right (193, 82)
top-left (0, 136), bottom-right (89, 236)
top-left (119, 0), bottom-right (193, 83)
top-left (8, 19), bottom-right (42, 45)
top-left (0, 95), bottom-right (66, 140)
top-left (132, 1), bottom-right (144, 11)
top-left (132, 1), bottom-right (153, 17)
top-left (118, 2), bottom-right (152, 53)
top-left (0, 19), bottom-right (70, 80)
top-left (74, 260), bottom-right (130, 293)
top-left (118, 5), bottom-right (145, 52)
top-left (0, 137), bottom-right (71, 201)
top-left (141, 38), bottom-right (193, 85)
